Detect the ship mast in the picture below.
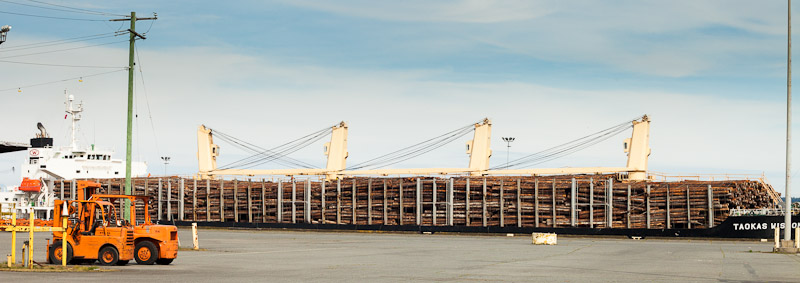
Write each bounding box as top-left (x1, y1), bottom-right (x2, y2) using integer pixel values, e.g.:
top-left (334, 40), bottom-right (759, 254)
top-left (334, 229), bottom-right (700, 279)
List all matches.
top-left (64, 91), bottom-right (83, 149)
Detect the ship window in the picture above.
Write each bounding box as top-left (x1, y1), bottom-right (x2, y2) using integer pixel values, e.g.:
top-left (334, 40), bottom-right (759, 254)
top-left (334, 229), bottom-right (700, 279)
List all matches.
top-left (115, 171), bottom-right (119, 175)
top-left (40, 165), bottom-right (46, 168)
top-left (76, 170), bottom-right (81, 173)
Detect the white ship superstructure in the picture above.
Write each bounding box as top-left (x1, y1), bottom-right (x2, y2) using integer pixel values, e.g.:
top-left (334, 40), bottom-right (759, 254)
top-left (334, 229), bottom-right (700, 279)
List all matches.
top-left (0, 93), bottom-right (147, 219)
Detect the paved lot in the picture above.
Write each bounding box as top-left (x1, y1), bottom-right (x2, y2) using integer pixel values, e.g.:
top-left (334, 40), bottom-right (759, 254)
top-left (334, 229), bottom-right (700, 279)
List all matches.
top-left (0, 228), bottom-right (799, 282)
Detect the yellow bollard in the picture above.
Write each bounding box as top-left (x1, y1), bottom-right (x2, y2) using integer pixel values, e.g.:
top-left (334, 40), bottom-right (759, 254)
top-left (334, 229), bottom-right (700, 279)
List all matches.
top-left (28, 211), bottom-right (33, 269)
top-left (795, 227), bottom-right (800, 249)
top-left (10, 211), bottom-right (15, 266)
top-left (62, 217), bottom-right (67, 266)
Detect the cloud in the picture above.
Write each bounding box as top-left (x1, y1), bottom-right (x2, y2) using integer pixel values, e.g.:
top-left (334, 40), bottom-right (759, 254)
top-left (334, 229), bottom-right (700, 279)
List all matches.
top-left (4, 40), bottom-right (787, 182)
top-left (279, 0), bottom-right (788, 77)
top-left (282, 0), bottom-right (555, 23)
top-left (0, 1), bottom-right (795, 195)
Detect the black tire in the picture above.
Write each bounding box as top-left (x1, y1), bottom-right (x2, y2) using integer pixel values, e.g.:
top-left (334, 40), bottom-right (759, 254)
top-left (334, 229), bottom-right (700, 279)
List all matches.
top-left (97, 246), bottom-right (119, 266)
top-left (116, 260), bottom-right (129, 266)
top-left (48, 241), bottom-right (73, 264)
top-left (155, 258), bottom-right (174, 265)
top-left (134, 241), bottom-right (158, 265)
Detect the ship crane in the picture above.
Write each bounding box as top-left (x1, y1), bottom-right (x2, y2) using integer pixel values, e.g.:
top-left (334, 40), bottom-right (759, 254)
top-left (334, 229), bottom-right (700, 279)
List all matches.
top-left (197, 116), bottom-right (650, 181)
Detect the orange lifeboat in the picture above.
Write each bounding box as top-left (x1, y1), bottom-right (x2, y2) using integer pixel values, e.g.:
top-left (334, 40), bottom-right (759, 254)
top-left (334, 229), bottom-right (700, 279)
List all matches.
top-left (18, 178), bottom-right (41, 192)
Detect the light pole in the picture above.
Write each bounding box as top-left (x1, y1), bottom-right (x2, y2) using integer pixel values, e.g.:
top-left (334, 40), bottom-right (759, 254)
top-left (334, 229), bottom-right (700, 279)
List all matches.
top-left (0, 25), bottom-right (11, 45)
top-left (502, 137), bottom-right (515, 169)
top-left (161, 156), bottom-right (171, 176)
top-left (785, 0), bottom-right (794, 245)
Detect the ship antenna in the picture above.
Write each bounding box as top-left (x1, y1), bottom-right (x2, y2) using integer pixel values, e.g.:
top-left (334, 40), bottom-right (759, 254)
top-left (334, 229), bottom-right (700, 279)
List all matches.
top-left (65, 90), bottom-right (83, 149)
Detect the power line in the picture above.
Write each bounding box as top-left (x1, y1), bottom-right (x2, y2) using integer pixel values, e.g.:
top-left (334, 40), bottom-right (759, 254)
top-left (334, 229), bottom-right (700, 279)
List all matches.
top-left (0, 32), bottom-right (117, 49)
top-left (0, 39), bottom-right (129, 59)
top-left (134, 43), bottom-right (160, 157)
top-left (143, 17), bottom-right (155, 34)
top-left (0, 69), bottom-right (126, 92)
top-left (0, 59), bottom-right (125, 68)
top-left (0, 33), bottom-right (123, 52)
top-left (0, 0), bottom-right (118, 16)
top-left (0, 9), bottom-right (109, 21)
top-left (26, 0), bottom-right (127, 16)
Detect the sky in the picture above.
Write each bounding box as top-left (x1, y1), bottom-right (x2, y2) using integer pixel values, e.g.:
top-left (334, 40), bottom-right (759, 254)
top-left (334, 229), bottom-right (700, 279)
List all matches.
top-left (0, 1), bottom-right (797, 196)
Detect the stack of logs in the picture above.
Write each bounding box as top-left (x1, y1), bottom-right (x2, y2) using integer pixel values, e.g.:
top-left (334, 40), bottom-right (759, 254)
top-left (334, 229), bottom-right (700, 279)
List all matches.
top-left (54, 174), bottom-right (779, 230)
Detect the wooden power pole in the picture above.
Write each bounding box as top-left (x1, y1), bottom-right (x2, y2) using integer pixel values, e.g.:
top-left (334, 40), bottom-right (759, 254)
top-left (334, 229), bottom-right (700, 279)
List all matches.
top-left (110, 12), bottom-right (157, 221)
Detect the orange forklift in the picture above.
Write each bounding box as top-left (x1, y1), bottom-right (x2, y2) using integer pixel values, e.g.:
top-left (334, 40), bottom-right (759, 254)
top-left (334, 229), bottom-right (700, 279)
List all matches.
top-left (77, 181), bottom-right (178, 265)
top-left (89, 194), bottom-right (178, 265)
top-left (48, 198), bottom-right (135, 265)
top-left (48, 180), bottom-right (178, 265)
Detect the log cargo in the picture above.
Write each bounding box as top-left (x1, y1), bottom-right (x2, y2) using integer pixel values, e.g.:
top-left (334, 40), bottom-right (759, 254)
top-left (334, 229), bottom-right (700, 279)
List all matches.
top-left (57, 174), bottom-right (779, 232)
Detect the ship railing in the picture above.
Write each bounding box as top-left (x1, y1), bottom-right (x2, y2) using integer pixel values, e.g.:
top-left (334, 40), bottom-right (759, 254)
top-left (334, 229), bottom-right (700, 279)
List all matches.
top-left (729, 208), bottom-right (796, 217)
top-left (647, 171), bottom-right (766, 182)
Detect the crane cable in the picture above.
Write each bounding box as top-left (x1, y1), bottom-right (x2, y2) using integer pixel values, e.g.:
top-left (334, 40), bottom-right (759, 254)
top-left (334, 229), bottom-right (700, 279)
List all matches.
top-left (347, 121), bottom-right (479, 170)
top-left (211, 125), bottom-right (336, 170)
top-left (214, 128), bottom-right (325, 169)
top-left (218, 129), bottom-right (328, 169)
top-left (492, 116), bottom-right (642, 169)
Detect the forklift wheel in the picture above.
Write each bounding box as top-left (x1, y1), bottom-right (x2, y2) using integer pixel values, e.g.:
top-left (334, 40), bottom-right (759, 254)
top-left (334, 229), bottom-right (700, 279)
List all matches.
top-left (98, 246), bottom-right (119, 266)
top-left (135, 241), bottom-right (158, 265)
top-left (49, 241), bottom-right (73, 264)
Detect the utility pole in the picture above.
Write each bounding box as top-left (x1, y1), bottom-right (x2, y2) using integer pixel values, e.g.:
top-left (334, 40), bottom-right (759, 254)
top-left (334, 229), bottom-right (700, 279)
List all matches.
top-left (786, 0), bottom-right (794, 244)
top-left (110, 12), bottom-right (157, 221)
top-left (502, 137), bottom-right (515, 169)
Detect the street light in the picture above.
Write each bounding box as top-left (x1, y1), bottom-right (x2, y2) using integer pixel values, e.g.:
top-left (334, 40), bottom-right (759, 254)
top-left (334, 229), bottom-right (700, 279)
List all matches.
top-left (161, 156), bottom-right (171, 176)
top-left (502, 137), bottom-right (515, 169)
top-left (0, 25), bottom-right (11, 45)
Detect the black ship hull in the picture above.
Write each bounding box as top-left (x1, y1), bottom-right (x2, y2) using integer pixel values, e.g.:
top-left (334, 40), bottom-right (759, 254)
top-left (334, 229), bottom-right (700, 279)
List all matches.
top-left (175, 215), bottom-right (799, 239)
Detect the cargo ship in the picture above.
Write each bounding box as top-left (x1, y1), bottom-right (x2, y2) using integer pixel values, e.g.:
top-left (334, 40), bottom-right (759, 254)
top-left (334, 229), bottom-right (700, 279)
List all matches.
top-left (43, 115), bottom-right (787, 238)
top-left (0, 93), bottom-right (147, 219)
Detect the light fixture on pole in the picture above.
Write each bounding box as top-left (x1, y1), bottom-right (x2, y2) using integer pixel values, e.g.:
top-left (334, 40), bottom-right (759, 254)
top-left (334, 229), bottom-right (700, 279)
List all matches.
top-left (161, 156), bottom-right (171, 176)
top-left (502, 137), bottom-right (515, 169)
top-left (0, 25), bottom-right (11, 45)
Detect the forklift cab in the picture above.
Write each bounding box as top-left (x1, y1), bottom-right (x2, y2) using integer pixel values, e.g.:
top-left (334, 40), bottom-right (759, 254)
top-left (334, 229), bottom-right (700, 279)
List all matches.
top-left (77, 201), bottom-right (124, 236)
